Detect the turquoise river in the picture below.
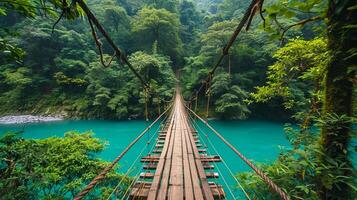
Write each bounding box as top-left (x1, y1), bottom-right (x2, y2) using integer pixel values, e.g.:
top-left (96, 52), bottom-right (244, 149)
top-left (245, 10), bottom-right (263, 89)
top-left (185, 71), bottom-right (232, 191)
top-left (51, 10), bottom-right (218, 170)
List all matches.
top-left (1, 119), bottom-right (354, 199)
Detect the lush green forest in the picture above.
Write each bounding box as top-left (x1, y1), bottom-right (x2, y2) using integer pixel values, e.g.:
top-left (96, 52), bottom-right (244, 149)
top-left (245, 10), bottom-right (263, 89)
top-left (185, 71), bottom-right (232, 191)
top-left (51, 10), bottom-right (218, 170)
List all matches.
top-left (0, 0), bottom-right (356, 199)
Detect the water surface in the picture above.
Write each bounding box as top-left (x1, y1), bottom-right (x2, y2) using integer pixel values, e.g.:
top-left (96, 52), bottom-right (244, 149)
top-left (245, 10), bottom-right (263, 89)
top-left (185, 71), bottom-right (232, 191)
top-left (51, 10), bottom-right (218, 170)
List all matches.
top-left (0, 119), bottom-right (291, 199)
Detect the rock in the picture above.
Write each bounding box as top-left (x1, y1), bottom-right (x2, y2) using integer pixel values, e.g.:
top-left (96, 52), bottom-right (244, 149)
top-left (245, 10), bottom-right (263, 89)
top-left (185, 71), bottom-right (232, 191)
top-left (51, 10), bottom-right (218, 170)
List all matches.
top-left (0, 115), bottom-right (63, 124)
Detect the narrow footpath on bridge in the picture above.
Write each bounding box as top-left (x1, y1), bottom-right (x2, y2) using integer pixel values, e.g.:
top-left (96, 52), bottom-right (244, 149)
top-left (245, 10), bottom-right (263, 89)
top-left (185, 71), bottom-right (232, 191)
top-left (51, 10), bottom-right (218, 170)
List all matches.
top-left (70, 0), bottom-right (292, 198)
top-left (75, 89), bottom-right (290, 200)
top-left (130, 89), bottom-right (225, 199)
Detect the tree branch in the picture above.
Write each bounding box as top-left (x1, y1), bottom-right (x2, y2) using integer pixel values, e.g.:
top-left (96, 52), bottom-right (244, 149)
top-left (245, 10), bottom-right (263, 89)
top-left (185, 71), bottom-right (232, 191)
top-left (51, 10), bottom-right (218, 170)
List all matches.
top-left (51, 0), bottom-right (68, 34)
top-left (280, 15), bottom-right (323, 44)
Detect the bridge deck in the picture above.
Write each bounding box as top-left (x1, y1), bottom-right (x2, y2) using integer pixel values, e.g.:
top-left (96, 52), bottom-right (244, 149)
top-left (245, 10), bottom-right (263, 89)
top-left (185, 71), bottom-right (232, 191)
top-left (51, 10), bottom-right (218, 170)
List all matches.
top-left (130, 92), bottom-right (225, 199)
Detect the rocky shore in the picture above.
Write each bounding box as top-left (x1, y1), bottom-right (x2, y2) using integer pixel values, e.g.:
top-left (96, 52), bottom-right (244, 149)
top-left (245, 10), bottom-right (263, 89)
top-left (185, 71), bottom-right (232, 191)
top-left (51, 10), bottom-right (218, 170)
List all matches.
top-left (0, 115), bottom-right (63, 124)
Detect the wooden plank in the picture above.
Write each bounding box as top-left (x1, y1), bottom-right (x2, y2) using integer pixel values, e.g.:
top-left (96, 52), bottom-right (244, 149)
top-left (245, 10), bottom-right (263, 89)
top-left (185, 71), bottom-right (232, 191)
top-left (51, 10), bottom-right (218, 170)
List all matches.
top-left (156, 113), bottom-right (176, 200)
top-left (181, 116), bottom-right (194, 200)
top-left (183, 120), bottom-right (204, 199)
top-left (140, 156), bottom-right (160, 163)
top-left (155, 144), bottom-right (164, 148)
top-left (202, 163), bottom-right (215, 170)
top-left (138, 92), bottom-right (221, 200)
top-left (198, 149), bottom-right (207, 153)
top-left (200, 155), bottom-right (222, 163)
top-left (130, 182), bottom-right (151, 199)
top-left (152, 149), bottom-right (162, 154)
top-left (143, 164), bottom-right (157, 170)
top-left (140, 172), bottom-right (155, 179)
top-left (183, 112), bottom-right (214, 200)
top-left (147, 110), bottom-right (176, 200)
top-left (206, 172), bottom-right (219, 179)
top-left (209, 182), bottom-right (226, 199)
top-left (168, 112), bottom-right (184, 200)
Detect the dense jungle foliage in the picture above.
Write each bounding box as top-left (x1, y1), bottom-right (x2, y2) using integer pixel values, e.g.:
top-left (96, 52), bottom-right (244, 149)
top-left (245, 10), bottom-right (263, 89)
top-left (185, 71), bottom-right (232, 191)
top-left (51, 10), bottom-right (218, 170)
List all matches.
top-left (0, 131), bottom-right (132, 199)
top-left (0, 0), bottom-right (356, 199)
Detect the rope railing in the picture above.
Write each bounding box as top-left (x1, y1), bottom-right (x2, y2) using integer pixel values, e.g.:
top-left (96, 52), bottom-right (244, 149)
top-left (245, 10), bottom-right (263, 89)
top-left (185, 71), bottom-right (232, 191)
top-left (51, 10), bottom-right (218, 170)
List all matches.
top-left (185, 105), bottom-right (291, 200)
top-left (74, 104), bottom-right (172, 200)
top-left (105, 112), bottom-right (170, 200)
top-left (187, 112), bottom-right (251, 200)
top-left (188, 0), bottom-right (263, 104)
top-left (187, 114), bottom-right (239, 200)
top-left (75, 0), bottom-right (149, 89)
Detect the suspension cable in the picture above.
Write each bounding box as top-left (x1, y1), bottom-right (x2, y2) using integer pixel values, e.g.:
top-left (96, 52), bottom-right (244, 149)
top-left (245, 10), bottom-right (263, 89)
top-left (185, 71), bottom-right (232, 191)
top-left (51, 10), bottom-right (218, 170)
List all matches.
top-left (105, 113), bottom-right (169, 200)
top-left (205, 73), bottom-right (213, 118)
top-left (74, 104), bottom-right (172, 200)
top-left (185, 106), bottom-right (291, 200)
top-left (121, 166), bottom-right (143, 200)
top-left (74, 0), bottom-right (149, 89)
top-left (187, 114), bottom-right (237, 200)
top-left (144, 87), bottom-right (149, 121)
top-left (188, 113), bottom-right (251, 199)
top-left (194, 91), bottom-right (198, 112)
top-left (187, 112), bottom-right (248, 199)
top-left (188, 0), bottom-right (262, 103)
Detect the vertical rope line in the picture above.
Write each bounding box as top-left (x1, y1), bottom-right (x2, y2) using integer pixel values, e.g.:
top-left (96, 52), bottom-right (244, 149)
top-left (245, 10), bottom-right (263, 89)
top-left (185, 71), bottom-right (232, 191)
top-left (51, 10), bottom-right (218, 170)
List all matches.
top-left (188, 113), bottom-right (238, 200)
top-left (144, 88), bottom-right (149, 121)
top-left (120, 118), bottom-right (167, 200)
top-left (189, 113), bottom-right (251, 199)
top-left (74, 105), bottom-right (172, 200)
top-left (186, 106), bottom-right (291, 200)
top-left (205, 74), bottom-right (212, 119)
top-left (121, 169), bottom-right (142, 200)
top-left (105, 112), bottom-right (170, 200)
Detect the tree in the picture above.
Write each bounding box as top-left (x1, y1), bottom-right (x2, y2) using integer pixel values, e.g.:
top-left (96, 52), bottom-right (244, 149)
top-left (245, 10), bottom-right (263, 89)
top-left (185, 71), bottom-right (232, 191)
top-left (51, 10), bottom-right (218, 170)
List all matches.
top-left (179, 0), bottom-right (201, 45)
top-left (153, 0), bottom-right (179, 13)
top-left (251, 38), bottom-right (328, 114)
top-left (215, 85), bottom-right (250, 119)
top-left (128, 51), bottom-right (176, 116)
top-left (90, 0), bottom-right (132, 51)
top-left (217, 0), bottom-right (249, 19)
top-left (317, 1), bottom-right (356, 199)
top-left (237, 35), bottom-right (355, 199)
top-left (241, 0), bottom-right (356, 198)
top-left (0, 131), bottom-right (130, 199)
top-left (132, 7), bottom-right (183, 65)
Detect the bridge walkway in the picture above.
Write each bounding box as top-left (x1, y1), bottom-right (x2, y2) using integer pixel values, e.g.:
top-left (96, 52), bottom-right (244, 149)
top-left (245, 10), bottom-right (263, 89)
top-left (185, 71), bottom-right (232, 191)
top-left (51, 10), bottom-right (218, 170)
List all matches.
top-left (130, 91), bottom-right (225, 199)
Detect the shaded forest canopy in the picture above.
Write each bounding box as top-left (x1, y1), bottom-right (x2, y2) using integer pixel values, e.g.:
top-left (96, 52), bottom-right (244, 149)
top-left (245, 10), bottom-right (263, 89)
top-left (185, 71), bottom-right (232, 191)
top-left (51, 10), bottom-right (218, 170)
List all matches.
top-left (0, 0), bottom-right (326, 121)
top-left (0, 0), bottom-right (356, 199)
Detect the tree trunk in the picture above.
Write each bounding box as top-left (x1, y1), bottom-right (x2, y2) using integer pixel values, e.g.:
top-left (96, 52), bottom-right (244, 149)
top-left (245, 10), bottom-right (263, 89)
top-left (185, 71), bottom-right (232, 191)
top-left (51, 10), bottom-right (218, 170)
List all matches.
top-left (318, 0), bottom-right (356, 199)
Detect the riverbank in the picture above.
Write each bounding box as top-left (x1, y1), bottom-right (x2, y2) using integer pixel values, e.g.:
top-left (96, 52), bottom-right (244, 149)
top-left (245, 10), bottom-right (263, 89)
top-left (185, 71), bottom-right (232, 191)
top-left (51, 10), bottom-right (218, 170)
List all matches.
top-left (0, 115), bottom-right (63, 124)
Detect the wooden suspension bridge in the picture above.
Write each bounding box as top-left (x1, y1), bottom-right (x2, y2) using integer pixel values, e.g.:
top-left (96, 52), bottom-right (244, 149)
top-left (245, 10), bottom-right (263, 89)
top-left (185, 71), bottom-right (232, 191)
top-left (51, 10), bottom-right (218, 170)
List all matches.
top-left (130, 90), bottom-right (224, 199)
top-left (74, 88), bottom-right (290, 200)
top-left (62, 0), bottom-right (292, 199)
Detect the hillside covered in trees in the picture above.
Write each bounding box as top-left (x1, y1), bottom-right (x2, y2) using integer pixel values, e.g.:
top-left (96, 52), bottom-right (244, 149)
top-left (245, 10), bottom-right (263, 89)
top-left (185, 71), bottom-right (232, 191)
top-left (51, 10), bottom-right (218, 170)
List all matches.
top-left (0, 0), bottom-right (356, 199)
top-left (0, 0), bottom-right (325, 121)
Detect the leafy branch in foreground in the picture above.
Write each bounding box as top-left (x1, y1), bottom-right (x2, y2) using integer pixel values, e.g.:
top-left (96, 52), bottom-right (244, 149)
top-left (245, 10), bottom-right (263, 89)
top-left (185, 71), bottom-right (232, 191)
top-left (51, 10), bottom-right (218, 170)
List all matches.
top-left (250, 37), bottom-right (328, 115)
top-left (0, 131), bottom-right (131, 200)
top-left (237, 114), bottom-right (356, 200)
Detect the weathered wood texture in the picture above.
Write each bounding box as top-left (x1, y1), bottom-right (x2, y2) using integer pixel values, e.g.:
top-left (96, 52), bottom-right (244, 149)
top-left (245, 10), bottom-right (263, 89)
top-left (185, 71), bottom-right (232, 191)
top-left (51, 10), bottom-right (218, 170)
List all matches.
top-left (131, 92), bottom-right (224, 200)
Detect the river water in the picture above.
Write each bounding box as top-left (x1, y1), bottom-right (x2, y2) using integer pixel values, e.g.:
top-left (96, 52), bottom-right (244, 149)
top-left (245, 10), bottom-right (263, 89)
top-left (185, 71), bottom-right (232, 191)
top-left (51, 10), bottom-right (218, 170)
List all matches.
top-left (0, 119), bottom-right (301, 199)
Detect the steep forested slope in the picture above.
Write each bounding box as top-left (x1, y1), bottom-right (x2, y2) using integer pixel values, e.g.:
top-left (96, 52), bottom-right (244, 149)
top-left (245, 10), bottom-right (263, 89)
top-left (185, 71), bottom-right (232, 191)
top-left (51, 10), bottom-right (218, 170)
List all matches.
top-left (0, 0), bottom-right (179, 119)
